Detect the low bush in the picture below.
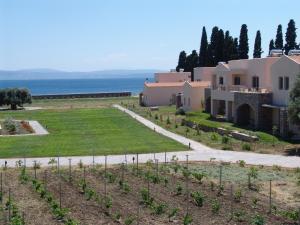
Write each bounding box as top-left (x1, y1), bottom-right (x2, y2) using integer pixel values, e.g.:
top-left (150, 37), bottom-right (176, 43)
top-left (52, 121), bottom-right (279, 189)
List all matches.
top-left (191, 191), bottom-right (205, 207)
top-left (222, 136), bottom-right (229, 144)
top-left (211, 199), bottom-right (220, 214)
top-left (242, 143), bottom-right (251, 151)
top-left (251, 214), bottom-right (265, 225)
top-left (3, 118), bottom-right (17, 134)
top-left (175, 107), bottom-right (185, 115)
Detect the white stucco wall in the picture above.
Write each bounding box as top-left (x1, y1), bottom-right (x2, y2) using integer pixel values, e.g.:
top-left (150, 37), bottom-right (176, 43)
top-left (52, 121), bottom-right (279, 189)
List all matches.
top-left (194, 67), bottom-right (215, 82)
top-left (143, 84), bottom-right (184, 106)
top-left (271, 55), bottom-right (300, 106)
top-left (182, 82), bottom-right (208, 111)
top-left (154, 72), bottom-right (191, 83)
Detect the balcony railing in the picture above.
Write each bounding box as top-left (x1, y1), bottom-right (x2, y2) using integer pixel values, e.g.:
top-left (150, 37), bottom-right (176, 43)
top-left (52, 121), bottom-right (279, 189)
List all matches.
top-left (212, 85), bottom-right (270, 93)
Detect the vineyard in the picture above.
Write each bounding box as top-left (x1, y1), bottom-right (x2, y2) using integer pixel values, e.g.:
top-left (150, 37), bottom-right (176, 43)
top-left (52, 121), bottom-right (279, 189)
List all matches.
top-left (0, 157), bottom-right (299, 225)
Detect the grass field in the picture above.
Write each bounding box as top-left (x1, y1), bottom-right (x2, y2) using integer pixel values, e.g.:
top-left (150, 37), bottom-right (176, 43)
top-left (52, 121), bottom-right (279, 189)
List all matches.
top-left (0, 107), bottom-right (186, 158)
top-left (128, 103), bottom-right (297, 155)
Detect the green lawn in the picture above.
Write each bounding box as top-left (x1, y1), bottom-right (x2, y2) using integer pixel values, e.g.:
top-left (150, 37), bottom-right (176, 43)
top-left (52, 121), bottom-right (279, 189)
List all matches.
top-left (0, 108), bottom-right (186, 158)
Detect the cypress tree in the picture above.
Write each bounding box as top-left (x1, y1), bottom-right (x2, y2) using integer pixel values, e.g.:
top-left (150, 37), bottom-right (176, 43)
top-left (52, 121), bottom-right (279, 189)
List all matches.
top-left (210, 26), bottom-right (220, 65)
top-left (238, 24), bottom-right (249, 59)
top-left (275, 24), bottom-right (283, 49)
top-left (231, 38), bottom-right (239, 60)
top-left (285, 19), bottom-right (297, 54)
top-left (206, 44), bottom-right (214, 66)
top-left (176, 51), bottom-right (187, 72)
top-left (253, 30), bottom-right (262, 58)
top-left (215, 29), bottom-right (225, 63)
top-left (199, 26), bottom-right (208, 67)
top-left (184, 50), bottom-right (199, 81)
top-left (223, 31), bottom-right (232, 62)
top-left (269, 39), bottom-right (275, 54)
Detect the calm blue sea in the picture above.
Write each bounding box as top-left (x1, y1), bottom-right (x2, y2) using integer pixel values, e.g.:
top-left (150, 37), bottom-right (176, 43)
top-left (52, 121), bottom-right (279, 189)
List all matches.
top-left (0, 78), bottom-right (148, 95)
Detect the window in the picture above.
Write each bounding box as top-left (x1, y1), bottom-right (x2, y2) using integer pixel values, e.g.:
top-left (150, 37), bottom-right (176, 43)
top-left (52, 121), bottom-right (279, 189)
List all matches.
top-left (219, 77), bottom-right (224, 85)
top-left (279, 77), bottom-right (283, 90)
top-left (284, 77), bottom-right (289, 90)
top-left (252, 76), bottom-right (259, 88)
top-left (234, 77), bottom-right (241, 85)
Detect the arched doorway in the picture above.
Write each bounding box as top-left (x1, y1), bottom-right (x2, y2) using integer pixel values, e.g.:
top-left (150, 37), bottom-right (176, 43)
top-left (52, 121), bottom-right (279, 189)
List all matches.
top-left (236, 104), bottom-right (255, 127)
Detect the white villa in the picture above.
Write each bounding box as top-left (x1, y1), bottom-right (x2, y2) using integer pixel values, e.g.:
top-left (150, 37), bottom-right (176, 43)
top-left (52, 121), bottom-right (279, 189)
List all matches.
top-left (140, 50), bottom-right (300, 137)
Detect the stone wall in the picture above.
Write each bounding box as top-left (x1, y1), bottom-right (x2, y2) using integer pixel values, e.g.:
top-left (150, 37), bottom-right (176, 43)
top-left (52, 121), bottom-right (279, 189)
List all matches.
top-left (233, 92), bottom-right (272, 130)
top-left (32, 92), bottom-right (132, 100)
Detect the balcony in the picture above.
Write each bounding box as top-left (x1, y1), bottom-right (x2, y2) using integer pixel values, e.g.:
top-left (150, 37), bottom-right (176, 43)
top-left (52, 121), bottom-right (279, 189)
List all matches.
top-left (212, 85), bottom-right (270, 93)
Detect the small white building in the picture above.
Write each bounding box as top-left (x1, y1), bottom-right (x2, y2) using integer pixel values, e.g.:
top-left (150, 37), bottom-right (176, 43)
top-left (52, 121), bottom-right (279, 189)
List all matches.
top-left (182, 81), bottom-right (211, 111)
top-left (142, 82), bottom-right (184, 106)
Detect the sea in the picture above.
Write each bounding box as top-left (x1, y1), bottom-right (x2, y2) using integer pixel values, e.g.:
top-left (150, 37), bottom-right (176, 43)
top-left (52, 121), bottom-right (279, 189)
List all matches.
top-left (0, 78), bottom-right (149, 96)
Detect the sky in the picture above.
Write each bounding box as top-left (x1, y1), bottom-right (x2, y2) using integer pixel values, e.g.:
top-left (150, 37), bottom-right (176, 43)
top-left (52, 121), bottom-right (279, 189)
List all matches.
top-left (0, 0), bottom-right (299, 71)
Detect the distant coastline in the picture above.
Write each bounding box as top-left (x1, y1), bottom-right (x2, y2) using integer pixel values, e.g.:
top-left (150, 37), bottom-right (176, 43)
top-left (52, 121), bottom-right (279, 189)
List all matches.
top-left (0, 69), bottom-right (160, 80)
top-left (0, 78), bottom-right (151, 95)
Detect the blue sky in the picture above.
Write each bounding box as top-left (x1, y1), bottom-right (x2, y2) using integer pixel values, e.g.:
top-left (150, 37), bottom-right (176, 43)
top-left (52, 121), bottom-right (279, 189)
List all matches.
top-left (0, 0), bottom-right (299, 71)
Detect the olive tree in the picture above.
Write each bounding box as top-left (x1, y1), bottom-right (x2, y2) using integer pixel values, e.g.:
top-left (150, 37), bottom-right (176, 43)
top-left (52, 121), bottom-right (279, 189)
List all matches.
top-left (0, 88), bottom-right (32, 110)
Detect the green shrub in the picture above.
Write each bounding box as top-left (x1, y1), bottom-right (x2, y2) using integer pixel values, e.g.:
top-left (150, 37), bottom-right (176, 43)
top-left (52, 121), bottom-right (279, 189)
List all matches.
top-left (192, 172), bottom-right (206, 184)
top-left (140, 188), bottom-right (153, 206)
top-left (166, 117), bottom-right (171, 125)
top-left (183, 213), bottom-right (193, 225)
top-left (233, 210), bottom-right (246, 222)
top-left (222, 136), bottom-right (229, 144)
top-left (3, 118), bottom-right (17, 134)
top-left (191, 191), bottom-right (204, 207)
top-left (152, 203), bottom-right (166, 215)
top-left (238, 160), bottom-right (246, 167)
top-left (210, 133), bottom-right (218, 141)
top-left (155, 114), bottom-right (159, 120)
top-left (168, 208), bottom-right (178, 222)
top-left (175, 184), bottom-right (183, 196)
top-left (175, 107), bottom-right (185, 115)
top-left (242, 143), bottom-right (251, 151)
top-left (124, 216), bottom-right (135, 225)
top-left (105, 172), bottom-right (117, 183)
top-left (211, 199), bottom-right (220, 214)
top-left (251, 214), bottom-right (265, 225)
top-left (233, 188), bottom-right (242, 202)
top-left (248, 166), bottom-right (258, 179)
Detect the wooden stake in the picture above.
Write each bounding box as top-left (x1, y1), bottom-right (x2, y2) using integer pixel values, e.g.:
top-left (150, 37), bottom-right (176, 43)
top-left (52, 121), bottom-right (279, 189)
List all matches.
top-left (104, 156), bottom-right (107, 198)
top-left (34, 161), bottom-right (37, 179)
top-left (186, 155), bottom-right (189, 215)
top-left (164, 152), bottom-right (167, 164)
top-left (8, 188), bottom-right (11, 222)
top-left (59, 179), bottom-right (62, 209)
top-left (44, 170), bottom-right (47, 192)
top-left (269, 180), bottom-right (272, 214)
top-left (68, 159), bottom-right (72, 182)
top-left (219, 165), bottom-right (222, 187)
top-left (0, 172), bottom-right (2, 204)
top-left (136, 153), bottom-right (139, 176)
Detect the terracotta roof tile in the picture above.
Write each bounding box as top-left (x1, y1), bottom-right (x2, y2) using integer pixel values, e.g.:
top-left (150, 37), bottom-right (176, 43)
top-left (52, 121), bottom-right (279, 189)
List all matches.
top-left (288, 55), bottom-right (300, 64)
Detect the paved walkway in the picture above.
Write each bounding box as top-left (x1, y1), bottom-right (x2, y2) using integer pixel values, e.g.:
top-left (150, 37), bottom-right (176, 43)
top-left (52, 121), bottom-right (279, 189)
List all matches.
top-left (1, 105), bottom-right (299, 168)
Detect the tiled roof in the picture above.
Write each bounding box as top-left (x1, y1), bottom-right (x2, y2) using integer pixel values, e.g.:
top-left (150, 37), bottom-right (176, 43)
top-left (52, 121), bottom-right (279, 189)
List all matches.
top-left (288, 55), bottom-right (300, 64)
top-left (144, 82), bottom-right (184, 87)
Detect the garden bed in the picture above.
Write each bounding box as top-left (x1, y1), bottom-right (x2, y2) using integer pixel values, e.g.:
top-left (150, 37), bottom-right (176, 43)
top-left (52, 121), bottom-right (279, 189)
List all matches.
top-left (0, 118), bottom-right (34, 136)
top-left (1, 160), bottom-right (299, 224)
